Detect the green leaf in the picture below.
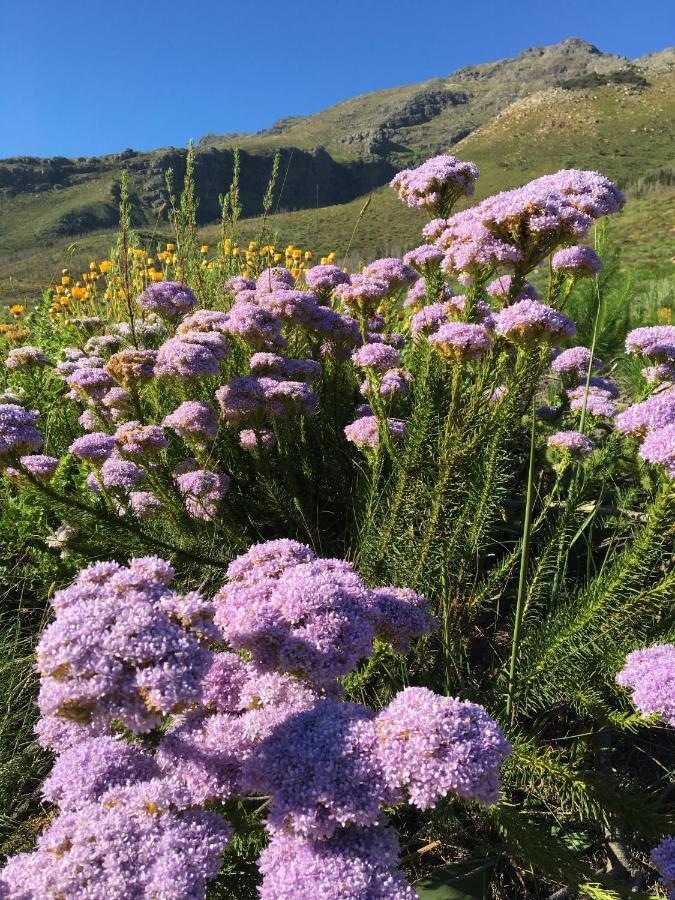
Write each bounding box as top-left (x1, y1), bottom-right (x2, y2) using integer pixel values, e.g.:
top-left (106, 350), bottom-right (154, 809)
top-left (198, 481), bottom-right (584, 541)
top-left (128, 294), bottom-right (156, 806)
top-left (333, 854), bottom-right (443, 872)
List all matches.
top-left (415, 864), bottom-right (493, 899)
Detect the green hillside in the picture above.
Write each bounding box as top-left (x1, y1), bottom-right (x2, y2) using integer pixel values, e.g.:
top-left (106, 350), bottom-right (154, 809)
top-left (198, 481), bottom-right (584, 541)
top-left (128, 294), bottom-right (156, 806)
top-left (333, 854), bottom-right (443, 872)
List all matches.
top-left (1, 38), bottom-right (673, 305)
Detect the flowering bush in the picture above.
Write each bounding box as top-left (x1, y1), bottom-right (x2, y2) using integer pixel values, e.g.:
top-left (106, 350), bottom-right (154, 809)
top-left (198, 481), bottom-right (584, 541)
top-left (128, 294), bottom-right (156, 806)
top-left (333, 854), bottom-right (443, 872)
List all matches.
top-left (0, 152), bottom-right (673, 898)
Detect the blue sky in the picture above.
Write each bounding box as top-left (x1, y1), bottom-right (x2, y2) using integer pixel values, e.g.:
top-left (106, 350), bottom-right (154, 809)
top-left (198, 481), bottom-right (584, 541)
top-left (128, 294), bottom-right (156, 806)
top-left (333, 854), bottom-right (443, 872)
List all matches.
top-left (1, 0), bottom-right (672, 158)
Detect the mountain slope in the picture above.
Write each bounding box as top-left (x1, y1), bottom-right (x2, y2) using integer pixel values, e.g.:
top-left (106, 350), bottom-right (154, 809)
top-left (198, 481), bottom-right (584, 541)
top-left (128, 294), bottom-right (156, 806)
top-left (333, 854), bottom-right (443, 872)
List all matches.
top-left (1, 38), bottom-right (673, 304)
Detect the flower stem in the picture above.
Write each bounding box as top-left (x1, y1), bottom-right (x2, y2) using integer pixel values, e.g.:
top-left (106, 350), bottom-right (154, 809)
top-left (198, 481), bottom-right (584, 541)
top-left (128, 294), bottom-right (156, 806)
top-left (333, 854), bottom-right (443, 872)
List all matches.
top-left (506, 397), bottom-right (537, 723)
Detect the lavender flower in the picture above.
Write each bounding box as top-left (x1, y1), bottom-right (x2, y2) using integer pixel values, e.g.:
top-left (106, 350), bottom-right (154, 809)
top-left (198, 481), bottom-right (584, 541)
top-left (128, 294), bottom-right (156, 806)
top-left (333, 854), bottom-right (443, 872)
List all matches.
top-left (36, 558), bottom-right (212, 732)
top-left (66, 367), bottom-right (116, 400)
top-left (551, 346), bottom-right (603, 379)
top-left (216, 376), bottom-right (267, 423)
top-left (625, 326), bottom-right (675, 361)
top-left (547, 430), bottom-right (595, 457)
top-left (105, 349), bottom-right (157, 385)
top-left (115, 421), bottom-right (167, 457)
top-left (128, 490), bottom-right (163, 518)
top-left (351, 343), bottom-right (401, 373)
top-left (0, 788), bottom-right (229, 899)
top-left (391, 155), bottom-right (480, 213)
top-left (242, 699), bottom-right (391, 838)
top-left (422, 218), bottom-right (448, 241)
top-left (68, 432), bottom-right (115, 462)
top-left (258, 825), bottom-right (417, 900)
top-left (362, 258), bottom-right (418, 292)
top-left (0, 405), bottom-right (43, 463)
top-left (239, 427), bottom-right (277, 452)
top-left (303, 264), bottom-right (350, 292)
top-left (136, 280), bottom-right (198, 318)
top-left (569, 388), bottom-right (618, 418)
top-left (249, 352), bottom-right (321, 382)
top-left (429, 322), bottom-right (493, 360)
top-left (616, 389), bottom-right (675, 436)
top-left (224, 275), bottom-right (256, 294)
top-left (369, 587), bottom-right (436, 653)
top-left (410, 303), bottom-right (447, 337)
top-left (154, 338), bottom-right (221, 378)
top-left (651, 836), bottom-right (675, 900)
top-left (223, 302), bottom-right (287, 350)
top-left (403, 244), bottom-right (445, 274)
top-left (178, 309), bottom-right (230, 334)
top-left (638, 423), bottom-right (675, 478)
top-left (374, 687), bottom-right (511, 807)
top-left (552, 245), bottom-right (603, 277)
top-left (333, 275), bottom-right (390, 316)
top-left (100, 455), bottom-right (145, 491)
top-left (41, 735), bottom-right (158, 811)
top-left (486, 275), bottom-right (540, 305)
top-left (15, 454), bottom-right (60, 480)
top-left (215, 555), bottom-right (377, 687)
top-left (256, 267), bottom-right (296, 292)
top-left (495, 300), bottom-right (576, 345)
top-left (344, 416), bottom-right (406, 450)
top-left (176, 469), bottom-right (230, 521)
top-left (378, 369), bottom-right (411, 399)
top-left (5, 345), bottom-right (51, 369)
top-left (164, 401), bottom-right (219, 446)
top-left (173, 329), bottom-right (229, 360)
top-left (616, 644), bottom-right (675, 725)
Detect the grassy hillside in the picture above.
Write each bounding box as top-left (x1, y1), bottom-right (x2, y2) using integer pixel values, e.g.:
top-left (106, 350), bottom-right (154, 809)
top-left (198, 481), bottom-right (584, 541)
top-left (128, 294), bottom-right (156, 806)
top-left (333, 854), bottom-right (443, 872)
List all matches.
top-left (1, 42), bottom-right (673, 306)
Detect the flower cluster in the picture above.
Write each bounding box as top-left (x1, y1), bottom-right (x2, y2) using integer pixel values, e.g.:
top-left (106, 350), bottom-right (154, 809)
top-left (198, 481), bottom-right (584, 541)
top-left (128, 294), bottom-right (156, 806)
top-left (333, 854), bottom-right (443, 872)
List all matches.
top-left (391, 155), bottom-right (480, 214)
top-left (616, 644), bottom-right (675, 725)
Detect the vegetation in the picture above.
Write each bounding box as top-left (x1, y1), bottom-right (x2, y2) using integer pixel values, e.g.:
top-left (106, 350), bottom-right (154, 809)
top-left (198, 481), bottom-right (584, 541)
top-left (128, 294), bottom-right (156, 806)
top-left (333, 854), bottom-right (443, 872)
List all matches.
top-left (0, 143), bottom-right (673, 899)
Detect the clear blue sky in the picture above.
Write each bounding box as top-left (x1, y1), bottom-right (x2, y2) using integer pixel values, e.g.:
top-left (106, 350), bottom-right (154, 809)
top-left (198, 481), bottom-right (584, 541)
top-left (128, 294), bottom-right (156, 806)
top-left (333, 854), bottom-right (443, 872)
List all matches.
top-left (1, 0), bottom-right (672, 158)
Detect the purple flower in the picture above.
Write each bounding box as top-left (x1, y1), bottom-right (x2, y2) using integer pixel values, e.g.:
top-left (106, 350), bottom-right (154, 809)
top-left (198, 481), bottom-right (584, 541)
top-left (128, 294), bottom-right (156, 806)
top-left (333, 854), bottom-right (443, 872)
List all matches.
top-left (550, 346), bottom-right (603, 379)
top-left (486, 275), bottom-right (540, 304)
top-left (100, 455), bottom-right (145, 491)
top-left (249, 352), bottom-right (321, 382)
top-left (164, 401), bottom-right (219, 445)
top-left (651, 836), bottom-right (675, 899)
top-left (344, 416), bottom-right (406, 450)
top-left (225, 538), bottom-right (315, 584)
top-left (0, 787), bottom-right (229, 899)
top-left (422, 218), bottom-right (448, 241)
top-left (223, 302), bottom-right (287, 350)
top-left (374, 687), bottom-right (511, 807)
top-left (176, 469), bottom-right (230, 521)
top-left (115, 421), bottom-right (168, 457)
top-left (495, 300), bottom-right (576, 345)
top-left (625, 326), bottom-right (675, 361)
top-left (303, 264), bottom-right (350, 292)
top-left (403, 244), bottom-right (445, 273)
top-left (36, 558), bottom-right (212, 732)
top-left (547, 430), bottom-right (595, 456)
top-left (258, 825), bottom-right (417, 900)
top-left (351, 343), bottom-right (401, 373)
top-left (178, 308), bottom-right (230, 334)
top-left (552, 245), bottom-right (603, 277)
top-left (256, 267), bottom-right (296, 292)
top-left (68, 432), bottom-right (115, 462)
top-left (216, 376), bottom-right (267, 423)
top-left (333, 275), bottom-right (390, 315)
top-left (215, 555), bottom-right (377, 687)
top-left (263, 379), bottom-right (320, 417)
top-left (5, 345), bottom-right (51, 369)
top-left (239, 427), bottom-right (277, 452)
top-left (0, 404), bottom-right (43, 462)
top-left (66, 367), bottom-right (116, 400)
top-left (391, 155), bottom-right (480, 214)
top-left (378, 369), bottom-right (412, 399)
top-left (410, 303), bottom-right (447, 337)
top-left (616, 389), bottom-right (675, 436)
top-left (362, 257), bottom-right (418, 292)
top-left (638, 423), bottom-right (675, 478)
top-left (167, 329), bottom-right (228, 360)
top-left (41, 735), bottom-right (158, 811)
top-left (642, 363), bottom-right (675, 386)
top-left (369, 587), bottom-right (436, 653)
top-left (429, 322), bottom-right (493, 360)
top-left (128, 490), bottom-right (163, 518)
top-left (16, 454), bottom-right (59, 479)
top-left (136, 280), bottom-right (197, 318)
top-left (616, 644), bottom-right (675, 725)
top-left (242, 699), bottom-right (392, 838)
top-left (569, 388), bottom-right (617, 418)
top-left (154, 338), bottom-right (221, 378)
top-left (224, 275), bottom-right (256, 294)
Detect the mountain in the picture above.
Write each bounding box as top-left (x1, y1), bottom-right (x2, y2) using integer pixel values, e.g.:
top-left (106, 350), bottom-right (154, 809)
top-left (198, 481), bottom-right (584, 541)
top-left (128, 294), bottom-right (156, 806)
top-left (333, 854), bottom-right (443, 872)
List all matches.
top-left (1, 38), bottom-right (674, 302)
